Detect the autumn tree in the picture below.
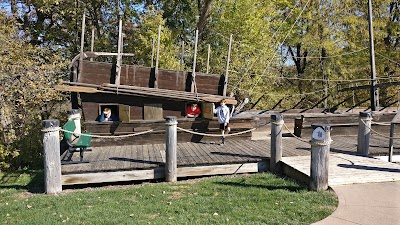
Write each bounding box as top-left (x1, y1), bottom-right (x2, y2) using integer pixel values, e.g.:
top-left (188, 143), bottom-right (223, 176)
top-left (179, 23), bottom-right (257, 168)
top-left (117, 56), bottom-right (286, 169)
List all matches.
top-left (0, 11), bottom-right (67, 169)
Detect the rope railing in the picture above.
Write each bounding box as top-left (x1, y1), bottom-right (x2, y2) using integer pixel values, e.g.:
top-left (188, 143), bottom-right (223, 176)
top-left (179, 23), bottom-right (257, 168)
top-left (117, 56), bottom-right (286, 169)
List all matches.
top-left (176, 126), bottom-right (256, 137)
top-left (281, 122), bottom-right (310, 144)
top-left (59, 128), bottom-right (155, 139)
top-left (361, 119), bottom-right (400, 140)
top-left (371, 121), bottom-right (391, 126)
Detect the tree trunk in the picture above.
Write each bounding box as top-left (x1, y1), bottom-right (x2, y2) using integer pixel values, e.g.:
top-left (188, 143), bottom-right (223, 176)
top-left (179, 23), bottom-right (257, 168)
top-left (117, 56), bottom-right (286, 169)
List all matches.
top-left (197, 0), bottom-right (214, 40)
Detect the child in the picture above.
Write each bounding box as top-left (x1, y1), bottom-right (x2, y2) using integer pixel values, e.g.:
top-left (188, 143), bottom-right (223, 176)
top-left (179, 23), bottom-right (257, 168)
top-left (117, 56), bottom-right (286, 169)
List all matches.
top-left (99, 108), bottom-right (119, 122)
top-left (186, 103), bottom-right (201, 118)
top-left (213, 99), bottom-right (231, 145)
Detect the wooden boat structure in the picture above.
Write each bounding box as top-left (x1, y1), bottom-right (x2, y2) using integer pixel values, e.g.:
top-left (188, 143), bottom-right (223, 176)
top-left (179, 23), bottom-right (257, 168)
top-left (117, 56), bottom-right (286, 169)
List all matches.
top-left (56, 51), bottom-right (267, 147)
top-left (54, 17), bottom-right (399, 147)
top-left (56, 54), bottom-right (398, 147)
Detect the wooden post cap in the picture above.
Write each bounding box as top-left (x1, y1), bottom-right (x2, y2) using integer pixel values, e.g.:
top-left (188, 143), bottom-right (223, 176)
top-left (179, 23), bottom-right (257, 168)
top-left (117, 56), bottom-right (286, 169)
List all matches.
top-left (311, 124), bottom-right (331, 132)
top-left (68, 109), bottom-right (80, 115)
top-left (42, 120), bottom-right (60, 129)
top-left (271, 114), bottom-right (283, 121)
top-left (359, 112), bottom-right (372, 118)
top-left (165, 116), bottom-right (177, 125)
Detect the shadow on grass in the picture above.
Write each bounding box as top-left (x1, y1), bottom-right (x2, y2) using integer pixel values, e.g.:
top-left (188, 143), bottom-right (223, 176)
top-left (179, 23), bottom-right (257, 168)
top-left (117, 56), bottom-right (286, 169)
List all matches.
top-left (0, 170), bottom-right (44, 193)
top-left (214, 180), bottom-right (305, 192)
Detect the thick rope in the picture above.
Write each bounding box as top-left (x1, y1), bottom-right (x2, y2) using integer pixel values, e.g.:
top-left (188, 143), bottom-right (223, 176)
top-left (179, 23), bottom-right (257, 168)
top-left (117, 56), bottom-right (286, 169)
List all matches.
top-left (176, 127), bottom-right (256, 137)
top-left (370, 121), bottom-right (391, 126)
top-left (361, 119), bottom-right (400, 140)
top-left (59, 128), bottom-right (154, 139)
top-left (282, 122), bottom-right (310, 144)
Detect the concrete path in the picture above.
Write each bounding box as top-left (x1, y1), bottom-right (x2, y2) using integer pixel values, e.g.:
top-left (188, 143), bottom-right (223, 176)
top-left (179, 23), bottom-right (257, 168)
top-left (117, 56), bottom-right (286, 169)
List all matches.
top-left (313, 181), bottom-right (400, 225)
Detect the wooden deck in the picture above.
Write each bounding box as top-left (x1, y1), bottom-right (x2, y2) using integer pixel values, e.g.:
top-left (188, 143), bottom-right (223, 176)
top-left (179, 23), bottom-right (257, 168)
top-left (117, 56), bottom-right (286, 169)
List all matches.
top-left (61, 134), bottom-right (400, 185)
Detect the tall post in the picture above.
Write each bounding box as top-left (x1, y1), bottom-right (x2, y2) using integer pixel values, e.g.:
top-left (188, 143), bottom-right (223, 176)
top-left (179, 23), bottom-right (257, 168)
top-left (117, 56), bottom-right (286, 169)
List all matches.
top-left (224, 34), bottom-right (233, 96)
top-left (42, 120), bottom-right (62, 194)
top-left (165, 116), bottom-right (178, 182)
top-left (357, 112), bottom-right (372, 155)
top-left (154, 25), bottom-right (161, 89)
top-left (115, 19), bottom-right (123, 86)
top-left (389, 122), bottom-right (395, 162)
top-left (206, 44), bottom-right (211, 74)
top-left (270, 114), bottom-right (283, 173)
top-left (90, 28), bottom-right (95, 61)
top-left (180, 40), bottom-right (185, 71)
top-left (151, 38), bottom-right (155, 68)
top-left (368, 0), bottom-right (379, 111)
top-left (78, 12), bottom-right (86, 82)
top-left (191, 30), bottom-right (199, 93)
top-left (310, 124), bottom-right (331, 191)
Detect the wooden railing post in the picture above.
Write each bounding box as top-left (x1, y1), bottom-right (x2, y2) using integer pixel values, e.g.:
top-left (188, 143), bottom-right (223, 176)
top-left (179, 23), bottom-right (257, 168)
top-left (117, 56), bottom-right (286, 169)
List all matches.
top-left (310, 124), bottom-right (331, 191)
top-left (357, 112), bottom-right (372, 156)
top-left (270, 114), bottom-right (283, 173)
top-left (165, 116), bottom-right (178, 182)
top-left (42, 120), bottom-right (62, 194)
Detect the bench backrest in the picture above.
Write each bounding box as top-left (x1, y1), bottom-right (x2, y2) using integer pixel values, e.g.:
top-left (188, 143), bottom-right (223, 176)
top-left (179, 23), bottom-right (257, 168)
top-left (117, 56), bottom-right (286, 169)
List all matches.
top-left (63, 120), bottom-right (76, 141)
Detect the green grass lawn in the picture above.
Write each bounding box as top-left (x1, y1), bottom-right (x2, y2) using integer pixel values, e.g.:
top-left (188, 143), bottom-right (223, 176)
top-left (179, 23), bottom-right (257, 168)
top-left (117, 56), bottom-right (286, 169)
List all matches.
top-left (0, 171), bottom-right (337, 225)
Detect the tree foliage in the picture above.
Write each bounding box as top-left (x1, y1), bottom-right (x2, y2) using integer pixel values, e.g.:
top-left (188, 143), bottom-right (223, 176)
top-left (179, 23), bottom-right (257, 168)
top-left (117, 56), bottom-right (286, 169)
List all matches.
top-left (0, 11), bottom-right (67, 169)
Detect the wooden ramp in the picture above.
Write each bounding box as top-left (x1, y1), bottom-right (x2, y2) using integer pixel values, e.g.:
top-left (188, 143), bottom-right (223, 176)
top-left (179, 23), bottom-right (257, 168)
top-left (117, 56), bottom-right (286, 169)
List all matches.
top-left (281, 136), bottom-right (400, 186)
top-left (282, 153), bottom-right (400, 186)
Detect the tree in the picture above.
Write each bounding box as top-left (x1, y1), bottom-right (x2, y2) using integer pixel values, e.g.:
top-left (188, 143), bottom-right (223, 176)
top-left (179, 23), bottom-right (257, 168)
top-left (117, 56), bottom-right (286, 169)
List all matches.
top-left (0, 11), bottom-right (67, 169)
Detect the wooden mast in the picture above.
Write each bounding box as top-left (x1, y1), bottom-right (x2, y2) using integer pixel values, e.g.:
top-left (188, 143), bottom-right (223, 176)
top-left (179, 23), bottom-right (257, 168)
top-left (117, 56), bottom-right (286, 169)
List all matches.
top-left (191, 30), bottom-right (199, 93)
top-left (154, 25), bottom-right (161, 89)
top-left (115, 19), bottom-right (123, 86)
top-left (223, 35), bottom-right (232, 97)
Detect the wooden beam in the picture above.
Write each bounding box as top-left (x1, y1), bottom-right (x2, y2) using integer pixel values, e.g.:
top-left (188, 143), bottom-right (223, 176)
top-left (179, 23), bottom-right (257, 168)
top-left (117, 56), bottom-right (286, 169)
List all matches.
top-left (224, 35), bottom-right (232, 96)
top-left (206, 44), bottom-right (210, 74)
top-left (155, 25), bottom-right (161, 88)
top-left (115, 19), bottom-right (123, 86)
top-left (78, 12), bottom-right (86, 82)
top-left (191, 30), bottom-right (199, 93)
top-left (62, 162), bottom-right (268, 185)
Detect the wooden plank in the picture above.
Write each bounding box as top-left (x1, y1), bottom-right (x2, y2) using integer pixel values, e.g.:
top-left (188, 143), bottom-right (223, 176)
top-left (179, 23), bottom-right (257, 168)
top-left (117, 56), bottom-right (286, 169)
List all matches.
top-left (178, 142), bottom-right (196, 165)
top-left (54, 85), bottom-right (101, 93)
top-left (193, 142), bottom-right (215, 164)
top-left (144, 103), bottom-right (163, 120)
top-left (151, 144), bottom-right (163, 164)
top-left (142, 144), bottom-right (151, 169)
top-left (122, 145), bottom-right (132, 169)
top-left (136, 145), bottom-right (144, 168)
top-left (112, 145), bottom-right (124, 170)
top-left (185, 142), bottom-right (206, 165)
top-left (176, 143), bottom-right (188, 166)
top-left (177, 162), bottom-right (268, 177)
top-left (128, 145), bottom-right (138, 169)
top-left (62, 168), bottom-right (165, 185)
top-left (119, 104), bottom-right (130, 122)
top-left (62, 162), bottom-right (268, 185)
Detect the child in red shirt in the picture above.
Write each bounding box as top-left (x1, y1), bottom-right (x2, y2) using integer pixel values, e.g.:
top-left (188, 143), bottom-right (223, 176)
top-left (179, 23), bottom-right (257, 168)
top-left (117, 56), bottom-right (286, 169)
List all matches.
top-left (186, 103), bottom-right (201, 118)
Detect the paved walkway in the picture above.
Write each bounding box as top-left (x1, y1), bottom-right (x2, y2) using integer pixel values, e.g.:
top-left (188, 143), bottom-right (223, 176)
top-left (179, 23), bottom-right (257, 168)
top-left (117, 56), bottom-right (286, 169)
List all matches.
top-left (280, 135), bottom-right (400, 225)
top-left (313, 181), bottom-right (400, 225)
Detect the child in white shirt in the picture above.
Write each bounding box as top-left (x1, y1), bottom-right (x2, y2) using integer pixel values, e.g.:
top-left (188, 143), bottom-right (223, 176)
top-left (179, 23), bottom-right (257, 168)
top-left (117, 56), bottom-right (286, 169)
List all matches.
top-left (213, 99), bottom-right (231, 145)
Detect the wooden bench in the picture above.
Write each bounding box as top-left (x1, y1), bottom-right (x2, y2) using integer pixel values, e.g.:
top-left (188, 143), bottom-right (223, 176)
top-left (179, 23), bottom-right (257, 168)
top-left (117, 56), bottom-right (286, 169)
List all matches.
top-left (62, 120), bottom-right (92, 164)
